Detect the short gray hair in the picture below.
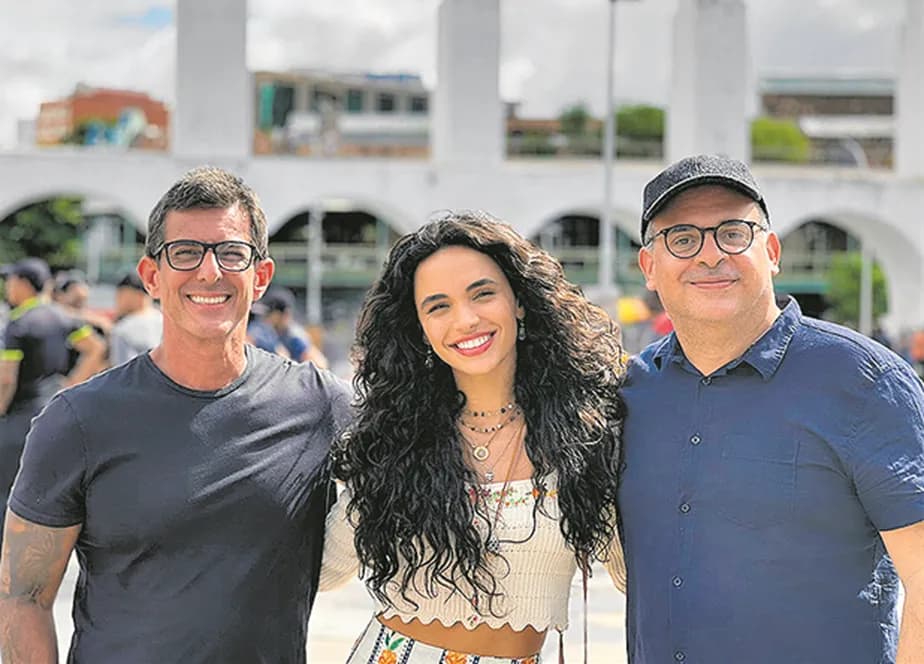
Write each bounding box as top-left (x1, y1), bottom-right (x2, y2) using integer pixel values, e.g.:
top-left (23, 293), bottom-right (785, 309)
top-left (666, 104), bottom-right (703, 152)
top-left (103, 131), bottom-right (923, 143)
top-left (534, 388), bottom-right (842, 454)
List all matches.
top-left (145, 166), bottom-right (269, 259)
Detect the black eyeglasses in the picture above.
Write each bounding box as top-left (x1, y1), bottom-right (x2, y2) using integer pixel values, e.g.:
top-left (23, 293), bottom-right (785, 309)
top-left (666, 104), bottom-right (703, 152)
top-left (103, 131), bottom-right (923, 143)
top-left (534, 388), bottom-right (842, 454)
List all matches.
top-left (647, 219), bottom-right (768, 259)
top-left (154, 240), bottom-right (262, 272)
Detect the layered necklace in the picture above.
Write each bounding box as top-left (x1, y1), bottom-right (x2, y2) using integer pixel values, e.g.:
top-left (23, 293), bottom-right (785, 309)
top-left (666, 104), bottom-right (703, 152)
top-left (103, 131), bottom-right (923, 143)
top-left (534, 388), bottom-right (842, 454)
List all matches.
top-left (459, 402), bottom-right (521, 463)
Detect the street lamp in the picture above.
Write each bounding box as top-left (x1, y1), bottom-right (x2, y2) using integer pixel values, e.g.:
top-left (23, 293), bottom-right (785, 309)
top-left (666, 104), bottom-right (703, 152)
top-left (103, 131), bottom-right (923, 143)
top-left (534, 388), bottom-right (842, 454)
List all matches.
top-left (599, 0), bottom-right (640, 299)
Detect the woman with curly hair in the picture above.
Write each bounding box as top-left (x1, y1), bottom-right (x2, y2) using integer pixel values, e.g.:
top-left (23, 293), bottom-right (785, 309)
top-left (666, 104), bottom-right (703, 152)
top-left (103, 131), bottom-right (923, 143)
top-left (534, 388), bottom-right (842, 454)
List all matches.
top-left (321, 210), bottom-right (626, 663)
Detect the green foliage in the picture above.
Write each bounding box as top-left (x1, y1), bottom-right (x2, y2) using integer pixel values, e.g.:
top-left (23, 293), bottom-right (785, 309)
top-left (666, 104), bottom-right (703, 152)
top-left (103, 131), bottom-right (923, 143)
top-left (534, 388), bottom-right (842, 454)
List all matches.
top-left (517, 131), bottom-right (557, 156)
top-left (825, 252), bottom-right (889, 326)
top-left (560, 103), bottom-right (591, 138)
top-left (616, 105), bottom-right (665, 140)
top-left (0, 197), bottom-right (85, 268)
top-left (751, 116), bottom-right (812, 163)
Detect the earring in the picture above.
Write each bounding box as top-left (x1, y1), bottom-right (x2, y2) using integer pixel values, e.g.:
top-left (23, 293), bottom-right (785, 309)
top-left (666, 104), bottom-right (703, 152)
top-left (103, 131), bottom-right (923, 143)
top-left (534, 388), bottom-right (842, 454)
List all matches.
top-left (517, 318), bottom-right (526, 341)
top-left (424, 347), bottom-right (434, 369)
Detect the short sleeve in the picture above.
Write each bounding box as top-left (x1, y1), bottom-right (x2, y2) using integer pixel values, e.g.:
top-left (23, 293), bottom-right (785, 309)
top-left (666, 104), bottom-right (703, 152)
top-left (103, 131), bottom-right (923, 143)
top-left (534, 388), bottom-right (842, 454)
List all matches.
top-left (319, 482), bottom-right (361, 591)
top-left (1, 317), bottom-right (25, 359)
top-left (8, 393), bottom-right (87, 527)
top-left (847, 364), bottom-right (924, 531)
top-left (325, 373), bottom-right (355, 436)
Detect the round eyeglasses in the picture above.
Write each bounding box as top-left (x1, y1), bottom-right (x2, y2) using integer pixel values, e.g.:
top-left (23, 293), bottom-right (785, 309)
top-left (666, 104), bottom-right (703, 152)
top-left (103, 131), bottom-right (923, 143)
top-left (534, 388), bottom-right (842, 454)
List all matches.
top-left (155, 240), bottom-right (261, 272)
top-left (647, 219), bottom-right (768, 259)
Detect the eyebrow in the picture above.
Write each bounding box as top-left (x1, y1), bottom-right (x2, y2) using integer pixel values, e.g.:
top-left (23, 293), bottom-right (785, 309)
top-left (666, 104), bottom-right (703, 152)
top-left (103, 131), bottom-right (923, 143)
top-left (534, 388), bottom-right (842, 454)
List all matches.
top-left (419, 278), bottom-right (499, 309)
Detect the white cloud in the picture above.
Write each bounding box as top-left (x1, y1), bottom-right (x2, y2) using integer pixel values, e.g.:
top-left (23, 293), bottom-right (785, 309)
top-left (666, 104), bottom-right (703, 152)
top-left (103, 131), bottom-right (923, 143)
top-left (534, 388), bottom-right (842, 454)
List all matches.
top-left (0, 0), bottom-right (908, 148)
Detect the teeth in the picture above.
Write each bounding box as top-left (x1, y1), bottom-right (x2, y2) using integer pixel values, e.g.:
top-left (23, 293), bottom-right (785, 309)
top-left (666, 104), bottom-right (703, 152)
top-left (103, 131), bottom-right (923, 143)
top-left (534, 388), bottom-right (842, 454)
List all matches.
top-left (456, 334), bottom-right (491, 350)
top-left (189, 295), bottom-right (228, 305)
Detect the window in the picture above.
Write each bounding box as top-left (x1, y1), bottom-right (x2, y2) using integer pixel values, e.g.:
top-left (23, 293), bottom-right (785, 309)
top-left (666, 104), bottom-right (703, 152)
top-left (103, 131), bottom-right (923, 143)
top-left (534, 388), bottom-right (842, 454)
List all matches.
top-left (410, 96), bottom-right (428, 113)
top-left (346, 89), bottom-right (364, 113)
top-left (377, 93), bottom-right (396, 113)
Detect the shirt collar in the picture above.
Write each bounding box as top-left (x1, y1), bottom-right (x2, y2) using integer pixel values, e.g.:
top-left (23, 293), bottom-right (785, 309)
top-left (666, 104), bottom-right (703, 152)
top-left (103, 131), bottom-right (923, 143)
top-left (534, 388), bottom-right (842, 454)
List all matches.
top-left (651, 297), bottom-right (802, 380)
top-left (9, 296), bottom-right (41, 321)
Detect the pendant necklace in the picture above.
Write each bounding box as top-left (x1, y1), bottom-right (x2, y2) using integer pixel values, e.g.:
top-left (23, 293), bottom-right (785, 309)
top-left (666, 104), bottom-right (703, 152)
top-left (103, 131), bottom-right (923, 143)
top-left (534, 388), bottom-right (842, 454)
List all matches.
top-left (463, 407), bottom-right (521, 458)
top-left (485, 423), bottom-right (526, 555)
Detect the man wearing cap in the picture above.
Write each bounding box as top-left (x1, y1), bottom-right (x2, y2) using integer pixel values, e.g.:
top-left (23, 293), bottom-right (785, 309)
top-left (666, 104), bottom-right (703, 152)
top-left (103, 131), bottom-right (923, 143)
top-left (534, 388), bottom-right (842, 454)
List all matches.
top-left (0, 258), bottom-right (106, 540)
top-left (618, 154), bottom-right (924, 663)
top-left (251, 286), bottom-right (329, 369)
top-left (108, 270), bottom-right (162, 366)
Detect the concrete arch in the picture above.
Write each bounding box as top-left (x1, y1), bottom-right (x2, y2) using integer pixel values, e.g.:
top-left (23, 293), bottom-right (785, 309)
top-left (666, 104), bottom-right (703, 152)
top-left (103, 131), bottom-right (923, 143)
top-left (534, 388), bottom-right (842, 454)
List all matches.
top-left (776, 209), bottom-right (923, 332)
top-left (268, 194), bottom-right (419, 237)
top-left (530, 203), bottom-right (640, 243)
top-left (0, 188), bottom-right (145, 231)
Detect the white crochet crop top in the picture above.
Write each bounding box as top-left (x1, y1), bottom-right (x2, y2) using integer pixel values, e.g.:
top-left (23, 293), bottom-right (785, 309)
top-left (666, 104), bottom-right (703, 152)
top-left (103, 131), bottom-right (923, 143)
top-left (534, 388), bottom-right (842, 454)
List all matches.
top-left (319, 474), bottom-right (626, 632)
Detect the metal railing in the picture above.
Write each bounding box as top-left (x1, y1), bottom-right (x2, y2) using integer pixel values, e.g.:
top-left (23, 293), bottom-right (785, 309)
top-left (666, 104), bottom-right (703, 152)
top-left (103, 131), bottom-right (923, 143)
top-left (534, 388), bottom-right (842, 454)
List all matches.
top-left (79, 244), bottom-right (835, 294)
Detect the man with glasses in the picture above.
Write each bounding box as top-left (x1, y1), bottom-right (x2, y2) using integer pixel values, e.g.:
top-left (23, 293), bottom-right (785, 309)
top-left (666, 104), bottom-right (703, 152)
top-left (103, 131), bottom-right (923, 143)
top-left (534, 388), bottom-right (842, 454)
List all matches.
top-left (0, 167), bottom-right (352, 663)
top-left (618, 154), bottom-right (924, 663)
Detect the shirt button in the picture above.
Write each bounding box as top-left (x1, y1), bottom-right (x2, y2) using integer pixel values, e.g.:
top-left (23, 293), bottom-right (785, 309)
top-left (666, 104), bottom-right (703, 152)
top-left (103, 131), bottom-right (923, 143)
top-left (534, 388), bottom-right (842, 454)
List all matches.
top-left (679, 503), bottom-right (691, 514)
top-left (674, 651), bottom-right (686, 662)
top-left (690, 434), bottom-right (701, 446)
top-left (672, 575), bottom-right (683, 588)
top-left (701, 376), bottom-right (712, 385)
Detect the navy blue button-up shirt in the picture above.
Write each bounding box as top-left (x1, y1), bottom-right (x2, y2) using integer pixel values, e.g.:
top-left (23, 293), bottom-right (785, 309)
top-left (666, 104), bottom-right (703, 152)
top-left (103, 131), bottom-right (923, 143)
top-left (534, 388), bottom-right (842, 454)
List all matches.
top-left (620, 299), bottom-right (924, 663)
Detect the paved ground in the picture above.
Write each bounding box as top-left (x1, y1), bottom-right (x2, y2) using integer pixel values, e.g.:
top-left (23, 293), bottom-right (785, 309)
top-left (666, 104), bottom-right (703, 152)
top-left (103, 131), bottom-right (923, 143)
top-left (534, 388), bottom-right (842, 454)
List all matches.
top-left (54, 557), bottom-right (627, 662)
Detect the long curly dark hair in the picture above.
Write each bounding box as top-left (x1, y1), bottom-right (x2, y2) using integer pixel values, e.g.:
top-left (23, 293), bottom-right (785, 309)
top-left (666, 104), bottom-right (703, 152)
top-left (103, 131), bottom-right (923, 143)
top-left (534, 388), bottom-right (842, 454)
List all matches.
top-left (331, 210), bottom-right (626, 613)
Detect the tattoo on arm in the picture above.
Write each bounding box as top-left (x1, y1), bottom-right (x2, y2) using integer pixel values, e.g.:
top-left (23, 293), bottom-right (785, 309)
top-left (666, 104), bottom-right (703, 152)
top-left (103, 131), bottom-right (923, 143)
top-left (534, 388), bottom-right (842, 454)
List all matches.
top-left (0, 510), bottom-right (81, 662)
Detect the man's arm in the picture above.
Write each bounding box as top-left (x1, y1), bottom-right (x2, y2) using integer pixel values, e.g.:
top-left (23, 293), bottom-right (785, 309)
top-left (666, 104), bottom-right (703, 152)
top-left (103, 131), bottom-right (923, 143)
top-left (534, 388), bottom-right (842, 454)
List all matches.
top-left (61, 330), bottom-right (106, 388)
top-left (881, 520), bottom-right (924, 664)
top-left (0, 359), bottom-right (20, 416)
top-left (0, 510), bottom-right (80, 664)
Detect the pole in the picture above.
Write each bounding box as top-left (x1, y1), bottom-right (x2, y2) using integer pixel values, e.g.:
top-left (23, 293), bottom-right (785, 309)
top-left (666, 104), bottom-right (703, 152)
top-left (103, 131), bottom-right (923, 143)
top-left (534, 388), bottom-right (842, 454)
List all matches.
top-left (859, 240), bottom-right (873, 337)
top-left (306, 203), bottom-right (323, 327)
top-left (599, 0), bottom-right (617, 295)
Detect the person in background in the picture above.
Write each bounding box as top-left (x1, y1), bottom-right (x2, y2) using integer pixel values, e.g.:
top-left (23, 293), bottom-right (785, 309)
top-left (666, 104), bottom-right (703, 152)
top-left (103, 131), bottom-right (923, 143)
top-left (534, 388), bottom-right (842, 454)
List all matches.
top-left (108, 270), bottom-right (163, 366)
top-left (0, 257), bottom-right (105, 547)
top-left (52, 269), bottom-right (112, 375)
top-left (620, 153), bottom-right (924, 664)
top-left (252, 287), bottom-right (329, 369)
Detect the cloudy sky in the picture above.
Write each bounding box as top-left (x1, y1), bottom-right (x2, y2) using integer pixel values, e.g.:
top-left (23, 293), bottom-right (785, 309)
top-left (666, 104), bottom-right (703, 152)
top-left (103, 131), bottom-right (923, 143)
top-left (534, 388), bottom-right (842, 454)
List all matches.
top-left (0, 0), bottom-right (906, 148)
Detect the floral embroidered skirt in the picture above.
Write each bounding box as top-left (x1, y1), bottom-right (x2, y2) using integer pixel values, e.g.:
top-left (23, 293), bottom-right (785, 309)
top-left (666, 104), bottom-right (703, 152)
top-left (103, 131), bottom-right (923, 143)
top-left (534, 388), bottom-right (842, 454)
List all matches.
top-left (345, 619), bottom-right (541, 664)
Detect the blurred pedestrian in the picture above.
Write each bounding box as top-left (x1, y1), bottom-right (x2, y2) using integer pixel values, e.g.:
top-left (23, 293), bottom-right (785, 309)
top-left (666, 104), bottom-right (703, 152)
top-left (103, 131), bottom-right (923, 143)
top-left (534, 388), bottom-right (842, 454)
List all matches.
top-left (321, 211), bottom-right (626, 662)
top-left (0, 257), bottom-right (105, 545)
top-left (108, 270), bottom-right (162, 366)
top-left (0, 167), bottom-right (352, 663)
top-left (52, 268), bottom-right (112, 375)
top-left (259, 287), bottom-right (329, 368)
top-left (621, 154), bottom-right (924, 663)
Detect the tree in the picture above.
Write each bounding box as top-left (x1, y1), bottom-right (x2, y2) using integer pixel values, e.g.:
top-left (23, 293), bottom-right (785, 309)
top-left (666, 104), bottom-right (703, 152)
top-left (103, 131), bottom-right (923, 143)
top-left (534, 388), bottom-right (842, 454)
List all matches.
top-left (824, 252), bottom-right (889, 327)
top-left (751, 117), bottom-right (812, 163)
top-left (0, 197), bottom-right (86, 268)
top-left (560, 103), bottom-right (591, 139)
top-left (616, 105), bottom-right (665, 141)
top-left (615, 105), bottom-right (665, 159)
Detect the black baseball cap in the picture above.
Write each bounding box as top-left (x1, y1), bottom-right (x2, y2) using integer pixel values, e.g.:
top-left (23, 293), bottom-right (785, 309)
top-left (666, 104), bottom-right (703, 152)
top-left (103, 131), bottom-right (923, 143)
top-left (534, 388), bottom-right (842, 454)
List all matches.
top-left (0, 257), bottom-right (52, 292)
top-left (641, 154), bottom-right (769, 241)
top-left (116, 271), bottom-right (147, 293)
top-left (261, 287), bottom-right (295, 313)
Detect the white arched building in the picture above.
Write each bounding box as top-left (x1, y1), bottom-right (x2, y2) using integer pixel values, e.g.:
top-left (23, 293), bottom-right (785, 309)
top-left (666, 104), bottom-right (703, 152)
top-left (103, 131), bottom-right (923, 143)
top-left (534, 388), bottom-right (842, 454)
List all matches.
top-left (1, 0), bottom-right (923, 330)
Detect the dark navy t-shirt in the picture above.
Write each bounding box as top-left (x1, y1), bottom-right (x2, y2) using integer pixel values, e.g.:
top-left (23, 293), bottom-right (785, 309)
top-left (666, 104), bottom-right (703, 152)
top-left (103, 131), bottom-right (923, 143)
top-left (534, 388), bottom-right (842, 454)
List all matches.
top-left (10, 346), bottom-right (353, 664)
top-left (619, 299), bottom-right (924, 664)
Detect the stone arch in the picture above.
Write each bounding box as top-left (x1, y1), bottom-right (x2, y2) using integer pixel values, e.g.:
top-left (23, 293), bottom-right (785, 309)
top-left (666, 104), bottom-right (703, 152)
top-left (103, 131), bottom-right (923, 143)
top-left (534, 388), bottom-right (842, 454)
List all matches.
top-left (775, 209), bottom-right (922, 333)
top-left (528, 204), bottom-right (643, 291)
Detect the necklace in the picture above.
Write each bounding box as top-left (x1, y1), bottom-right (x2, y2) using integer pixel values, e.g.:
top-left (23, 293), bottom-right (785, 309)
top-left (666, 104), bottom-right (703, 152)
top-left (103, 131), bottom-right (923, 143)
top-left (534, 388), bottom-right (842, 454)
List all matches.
top-left (476, 423), bottom-right (521, 482)
top-left (460, 405), bottom-right (521, 435)
top-left (484, 422), bottom-right (526, 555)
top-left (463, 408), bottom-right (521, 460)
top-left (465, 401), bottom-right (516, 418)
